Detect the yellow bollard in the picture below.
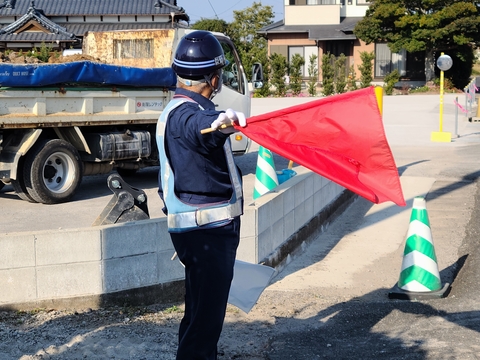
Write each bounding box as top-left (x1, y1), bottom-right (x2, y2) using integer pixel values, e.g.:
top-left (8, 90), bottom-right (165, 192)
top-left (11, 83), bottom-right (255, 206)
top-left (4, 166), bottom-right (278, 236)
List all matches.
top-left (374, 86), bottom-right (383, 116)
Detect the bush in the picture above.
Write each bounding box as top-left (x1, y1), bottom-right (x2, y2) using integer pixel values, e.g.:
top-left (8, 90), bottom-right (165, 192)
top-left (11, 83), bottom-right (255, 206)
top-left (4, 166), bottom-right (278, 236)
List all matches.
top-left (383, 69), bottom-right (400, 95)
top-left (433, 77), bottom-right (456, 92)
top-left (334, 54), bottom-right (347, 94)
top-left (270, 53), bottom-right (288, 97)
top-left (27, 42), bottom-right (53, 62)
top-left (321, 52), bottom-right (335, 96)
top-left (347, 65), bottom-right (358, 91)
top-left (409, 85), bottom-right (430, 93)
top-left (358, 51), bottom-right (375, 88)
top-left (289, 53), bottom-right (305, 96)
top-left (307, 54), bottom-right (318, 96)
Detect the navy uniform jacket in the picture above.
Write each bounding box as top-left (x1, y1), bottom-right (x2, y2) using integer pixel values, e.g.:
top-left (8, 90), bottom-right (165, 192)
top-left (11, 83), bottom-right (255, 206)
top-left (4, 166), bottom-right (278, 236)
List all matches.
top-left (158, 87), bottom-right (241, 206)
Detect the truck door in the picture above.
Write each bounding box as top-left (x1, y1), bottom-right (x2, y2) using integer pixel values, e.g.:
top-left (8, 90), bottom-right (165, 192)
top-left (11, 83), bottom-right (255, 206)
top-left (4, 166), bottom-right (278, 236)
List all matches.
top-left (213, 36), bottom-right (252, 154)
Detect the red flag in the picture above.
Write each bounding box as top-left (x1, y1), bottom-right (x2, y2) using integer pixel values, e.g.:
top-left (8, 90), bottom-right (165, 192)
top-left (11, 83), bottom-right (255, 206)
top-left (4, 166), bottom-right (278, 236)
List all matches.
top-left (235, 87), bottom-right (406, 206)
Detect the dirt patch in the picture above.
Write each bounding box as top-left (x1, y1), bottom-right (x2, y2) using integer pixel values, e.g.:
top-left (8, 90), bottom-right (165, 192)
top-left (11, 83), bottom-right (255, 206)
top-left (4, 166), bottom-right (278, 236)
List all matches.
top-left (47, 54), bottom-right (104, 64)
top-left (0, 52), bottom-right (104, 64)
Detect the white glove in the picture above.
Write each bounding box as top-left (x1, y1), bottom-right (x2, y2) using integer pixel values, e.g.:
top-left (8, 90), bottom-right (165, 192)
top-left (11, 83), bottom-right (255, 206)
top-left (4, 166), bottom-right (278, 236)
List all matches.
top-left (225, 108), bottom-right (246, 127)
top-left (210, 109), bottom-right (246, 134)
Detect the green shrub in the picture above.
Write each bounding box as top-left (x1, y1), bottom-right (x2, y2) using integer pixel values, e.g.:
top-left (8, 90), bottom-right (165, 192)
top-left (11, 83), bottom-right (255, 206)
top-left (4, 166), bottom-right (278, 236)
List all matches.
top-left (409, 85), bottom-right (430, 93)
top-left (28, 42), bottom-right (53, 62)
top-left (358, 51), bottom-right (375, 88)
top-left (321, 52), bottom-right (335, 96)
top-left (289, 53), bottom-right (305, 96)
top-left (383, 69), bottom-right (400, 95)
top-left (347, 65), bottom-right (357, 91)
top-left (270, 53), bottom-right (288, 97)
top-left (334, 54), bottom-right (347, 94)
top-left (307, 54), bottom-right (318, 96)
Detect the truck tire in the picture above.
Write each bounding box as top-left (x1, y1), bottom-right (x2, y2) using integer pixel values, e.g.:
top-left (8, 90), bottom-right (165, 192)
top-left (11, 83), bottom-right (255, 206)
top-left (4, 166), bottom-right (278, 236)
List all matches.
top-left (11, 156), bottom-right (37, 202)
top-left (23, 139), bottom-right (83, 204)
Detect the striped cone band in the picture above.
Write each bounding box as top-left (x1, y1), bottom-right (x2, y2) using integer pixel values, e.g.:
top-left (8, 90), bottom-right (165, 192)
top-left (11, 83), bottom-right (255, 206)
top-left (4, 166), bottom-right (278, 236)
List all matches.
top-left (253, 146), bottom-right (279, 200)
top-left (410, 197), bottom-right (430, 226)
top-left (398, 197), bottom-right (442, 292)
top-left (404, 220), bottom-right (437, 262)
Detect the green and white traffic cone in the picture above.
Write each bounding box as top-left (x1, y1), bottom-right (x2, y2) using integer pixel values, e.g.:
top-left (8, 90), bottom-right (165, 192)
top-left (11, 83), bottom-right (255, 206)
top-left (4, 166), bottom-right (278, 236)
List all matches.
top-left (253, 146), bottom-right (279, 200)
top-left (388, 197), bottom-right (450, 300)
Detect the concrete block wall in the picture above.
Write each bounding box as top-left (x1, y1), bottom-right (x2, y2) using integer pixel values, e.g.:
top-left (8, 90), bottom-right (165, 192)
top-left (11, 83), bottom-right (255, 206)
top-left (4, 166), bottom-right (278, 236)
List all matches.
top-left (237, 167), bottom-right (344, 264)
top-left (0, 168), bottom-right (346, 310)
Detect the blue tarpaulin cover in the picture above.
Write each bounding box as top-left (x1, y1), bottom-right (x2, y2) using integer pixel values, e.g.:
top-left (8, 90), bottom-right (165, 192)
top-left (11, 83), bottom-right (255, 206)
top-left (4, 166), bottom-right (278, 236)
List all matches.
top-left (0, 61), bottom-right (177, 87)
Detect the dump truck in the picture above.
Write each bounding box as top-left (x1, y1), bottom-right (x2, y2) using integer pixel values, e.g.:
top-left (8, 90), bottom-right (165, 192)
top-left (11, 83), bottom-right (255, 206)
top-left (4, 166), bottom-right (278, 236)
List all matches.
top-left (0, 29), bottom-right (263, 204)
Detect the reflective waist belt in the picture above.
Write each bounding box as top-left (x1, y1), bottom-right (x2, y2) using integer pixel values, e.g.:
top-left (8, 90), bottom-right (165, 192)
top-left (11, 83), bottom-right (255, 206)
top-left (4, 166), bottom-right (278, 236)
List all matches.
top-left (156, 98), bottom-right (243, 233)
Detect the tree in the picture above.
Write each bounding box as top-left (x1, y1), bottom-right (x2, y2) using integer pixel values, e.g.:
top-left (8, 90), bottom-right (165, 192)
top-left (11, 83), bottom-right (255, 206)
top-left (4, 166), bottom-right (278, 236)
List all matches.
top-left (383, 69), bottom-right (400, 95)
top-left (191, 18), bottom-right (230, 35)
top-left (307, 54), bottom-right (319, 97)
top-left (229, 2), bottom-right (274, 81)
top-left (321, 53), bottom-right (335, 96)
top-left (354, 0), bottom-right (480, 82)
top-left (270, 53), bottom-right (288, 97)
top-left (347, 65), bottom-right (358, 91)
top-left (334, 54), bottom-right (347, 94)
top-left (358, 51), bottom-right (375, 88)
top-left (289, 53), bottom-right (305, 96)
top-left (438, 44), bottom-right (475, 89)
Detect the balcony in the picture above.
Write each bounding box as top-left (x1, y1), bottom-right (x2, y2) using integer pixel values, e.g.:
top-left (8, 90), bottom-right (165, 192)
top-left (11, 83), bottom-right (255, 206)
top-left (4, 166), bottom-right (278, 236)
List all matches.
top-left (285, 3), bottom-right (341, 26)
top-left (285, 0), bottom-right (369, 24)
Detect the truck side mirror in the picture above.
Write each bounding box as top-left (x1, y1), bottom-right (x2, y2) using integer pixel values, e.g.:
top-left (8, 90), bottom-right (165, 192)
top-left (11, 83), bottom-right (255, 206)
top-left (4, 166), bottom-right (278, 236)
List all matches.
top-left (252, 62), bottom-right (264, 89)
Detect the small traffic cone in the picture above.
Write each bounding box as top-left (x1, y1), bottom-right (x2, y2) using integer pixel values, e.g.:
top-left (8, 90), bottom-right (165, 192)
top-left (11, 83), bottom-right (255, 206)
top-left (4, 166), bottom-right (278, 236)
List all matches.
top-left (388, 197), bottom-right (450, 300)
top-left (253, 146), bottom-right (279, 200)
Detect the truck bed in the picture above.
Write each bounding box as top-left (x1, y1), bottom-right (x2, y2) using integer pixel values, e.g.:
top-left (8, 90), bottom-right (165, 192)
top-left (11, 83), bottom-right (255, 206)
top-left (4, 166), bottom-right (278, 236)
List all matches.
top-left (0, 87), bottom-right (170, 128)
top-left (0, 61), bottom-right (176, 129)
top-left (0, 61), bottom-right (176, 87)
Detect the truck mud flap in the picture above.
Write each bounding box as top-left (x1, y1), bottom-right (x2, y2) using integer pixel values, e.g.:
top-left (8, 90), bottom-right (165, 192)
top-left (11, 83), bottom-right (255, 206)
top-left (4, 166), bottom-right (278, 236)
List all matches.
top-left (92, 174), bottom-right (149, 226)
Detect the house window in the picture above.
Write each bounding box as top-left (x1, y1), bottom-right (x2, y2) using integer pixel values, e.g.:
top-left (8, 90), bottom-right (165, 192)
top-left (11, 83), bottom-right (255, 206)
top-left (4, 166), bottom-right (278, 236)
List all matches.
top-left (325, 41), bottom-right (352, 57)
top-left (289, 46), bottom-right (317, 77)
top-left (307, 0), bottom-right (337, 4)
top-left (375, 43), bottom-right (406, 77)
top-left (113, 39), bottom-right (154, 59)
top-left (356, 0), bottom-right (369, 4)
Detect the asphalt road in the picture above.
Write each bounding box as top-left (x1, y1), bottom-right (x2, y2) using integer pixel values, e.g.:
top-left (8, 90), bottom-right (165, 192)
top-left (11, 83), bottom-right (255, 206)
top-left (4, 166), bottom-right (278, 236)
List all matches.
top-left (260, 93), bottom-right (480, 359)
top-left (1, 93), bottom-right (480, 358)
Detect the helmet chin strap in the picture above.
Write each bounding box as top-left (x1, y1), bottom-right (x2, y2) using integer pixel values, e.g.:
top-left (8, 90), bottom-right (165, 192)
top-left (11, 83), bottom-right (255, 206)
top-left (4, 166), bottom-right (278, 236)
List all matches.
top-left (205, 71), bottom-right (223, 100)
top-left (177, 76), bottom-right (206, 87)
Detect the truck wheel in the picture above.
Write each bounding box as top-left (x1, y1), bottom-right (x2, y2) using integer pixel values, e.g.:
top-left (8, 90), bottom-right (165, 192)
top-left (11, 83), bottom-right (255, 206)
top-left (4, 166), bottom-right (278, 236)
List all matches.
top-left (23, 139), bottom-right (83, 204)
top-left (11, 156), bottom-right (37, 202)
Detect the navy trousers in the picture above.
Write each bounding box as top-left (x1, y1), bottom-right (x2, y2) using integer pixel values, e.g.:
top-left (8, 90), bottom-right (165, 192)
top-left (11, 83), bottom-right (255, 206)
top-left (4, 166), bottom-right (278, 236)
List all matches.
top-left (170, 217), bottom-right (240, 360)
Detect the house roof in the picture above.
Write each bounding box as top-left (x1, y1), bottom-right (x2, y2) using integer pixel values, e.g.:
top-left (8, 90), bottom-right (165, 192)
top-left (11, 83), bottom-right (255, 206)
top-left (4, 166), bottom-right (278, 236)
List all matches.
top-left (258, 17), bottom-right (363, 41)
top-left (0, 0), bottom-right (189, 44)
top-left (0, 22), bottom-right (186, 42)
top-left (0, 0), bottom-right (188, 19)
top-left (0, 2), bottom-right (77, 40)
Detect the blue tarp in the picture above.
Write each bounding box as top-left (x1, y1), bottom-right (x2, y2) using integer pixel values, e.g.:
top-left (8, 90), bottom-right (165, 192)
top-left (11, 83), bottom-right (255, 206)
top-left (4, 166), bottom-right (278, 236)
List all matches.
top-left (0, 61), bottom-right (177, 87)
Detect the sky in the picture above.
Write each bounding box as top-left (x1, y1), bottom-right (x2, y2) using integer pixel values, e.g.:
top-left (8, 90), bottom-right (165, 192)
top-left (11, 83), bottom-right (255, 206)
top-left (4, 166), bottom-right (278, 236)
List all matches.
top-left (180, 0), bottom-right (284, 24)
